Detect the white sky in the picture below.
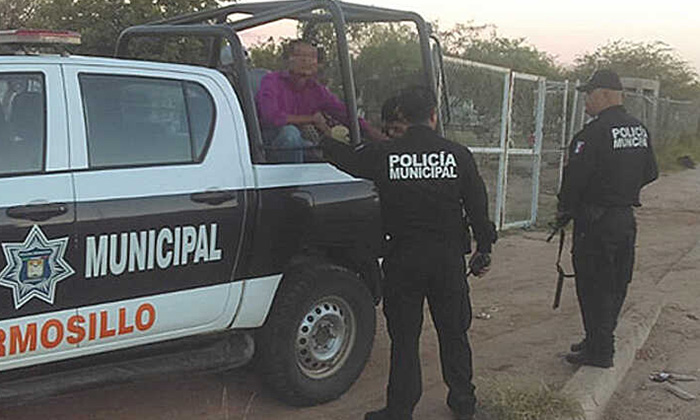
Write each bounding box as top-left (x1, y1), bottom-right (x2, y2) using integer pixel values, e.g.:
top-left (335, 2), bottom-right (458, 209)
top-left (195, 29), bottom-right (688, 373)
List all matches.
top-left (354, 0), bottom-right (700, 72)
top-left (235, 0), bottom-right (700, 73)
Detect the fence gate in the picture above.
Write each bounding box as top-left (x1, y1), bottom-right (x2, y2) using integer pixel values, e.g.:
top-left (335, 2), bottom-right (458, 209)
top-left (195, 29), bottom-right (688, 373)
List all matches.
top-left (440, 56), bottom-right (567, 230)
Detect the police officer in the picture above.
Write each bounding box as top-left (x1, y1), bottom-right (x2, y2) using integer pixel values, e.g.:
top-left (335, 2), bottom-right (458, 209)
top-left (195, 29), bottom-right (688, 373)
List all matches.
top-left (557, 69), bottom-right (658, 368)
top-left (321, 86), bottom-right (496, 420)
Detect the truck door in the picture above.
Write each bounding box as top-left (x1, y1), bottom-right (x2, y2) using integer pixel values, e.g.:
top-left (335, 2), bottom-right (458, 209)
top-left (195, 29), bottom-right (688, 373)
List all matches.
top-left (0, 66), bottom-right (80, 369)
top-left (63, 64), bottom-right (248, 353)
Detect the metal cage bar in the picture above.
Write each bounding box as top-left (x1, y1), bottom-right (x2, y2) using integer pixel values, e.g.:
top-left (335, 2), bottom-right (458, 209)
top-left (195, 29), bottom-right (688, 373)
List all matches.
top-left (121, 0), bottom-right (439, 148)
top-left (529, 77), bottom-right (547, 226)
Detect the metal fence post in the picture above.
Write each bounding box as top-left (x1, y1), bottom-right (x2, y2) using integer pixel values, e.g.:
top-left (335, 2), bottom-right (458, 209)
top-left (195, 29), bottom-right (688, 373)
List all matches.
top-left (529, 77), bottom-right (547, 226)
top-left (568, 80), bottom-right (580, 142)
top-left (495, 71), bottom-right (515, 230)
top-left (558, 80), bottom-right (569, 191)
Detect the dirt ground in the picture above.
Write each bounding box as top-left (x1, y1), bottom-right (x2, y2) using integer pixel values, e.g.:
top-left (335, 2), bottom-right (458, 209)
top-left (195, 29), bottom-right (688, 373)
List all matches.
top-left (1, 168), bottom-right (698, 420)
top-left (604, 167), bottom-right (700, 420)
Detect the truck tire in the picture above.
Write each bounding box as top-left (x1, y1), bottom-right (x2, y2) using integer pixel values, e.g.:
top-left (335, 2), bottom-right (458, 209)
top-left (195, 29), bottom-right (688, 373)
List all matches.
top-left (257, 264), bottom-right (376, 406)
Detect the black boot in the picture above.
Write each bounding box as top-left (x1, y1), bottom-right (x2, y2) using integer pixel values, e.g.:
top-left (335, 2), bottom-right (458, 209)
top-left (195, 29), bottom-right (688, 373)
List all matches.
top-left (447, 396), bottom-right (475, 420)
top-left (565, 350), bottom-right (613, 368)
top-left (570, 337), bottom-right (588, 352)
top-left (450, 409), bottom-right (474, 420)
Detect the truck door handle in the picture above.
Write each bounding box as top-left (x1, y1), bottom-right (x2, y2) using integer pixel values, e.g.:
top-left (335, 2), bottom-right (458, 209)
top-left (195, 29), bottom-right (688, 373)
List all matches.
top-left (190, 191), bottom-right (238, 206)
top-left (6, 203), bottom-right (69, 222)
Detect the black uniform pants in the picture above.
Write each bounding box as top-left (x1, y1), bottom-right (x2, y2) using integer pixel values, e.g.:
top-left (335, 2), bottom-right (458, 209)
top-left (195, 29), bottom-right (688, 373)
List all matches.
top-left (572, 207), bottom-right (636, 358)
top-left (381, 241), bottom-right (475, 419)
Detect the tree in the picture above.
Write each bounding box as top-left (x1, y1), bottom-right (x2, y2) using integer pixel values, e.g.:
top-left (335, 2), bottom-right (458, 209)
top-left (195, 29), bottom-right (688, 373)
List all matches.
top-left (247, 36), bottom-right (285, 71)
top-left (350, 24), bottom-right (424, 123)
top-left (438, 23), bottom-right (564, 79)
top-left (0, 0), bottom-right (45, 29)
top-left (572, 40), bottom-right (700, 100)
top-left (30, 0), bottom-right (219, 57)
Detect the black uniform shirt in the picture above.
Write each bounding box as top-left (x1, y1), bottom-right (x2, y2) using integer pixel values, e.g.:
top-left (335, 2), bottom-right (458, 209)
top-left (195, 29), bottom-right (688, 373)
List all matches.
top-left (321, 125), bottom-right (495, 253)
top-left (558, 105), bottom-right (658, 217)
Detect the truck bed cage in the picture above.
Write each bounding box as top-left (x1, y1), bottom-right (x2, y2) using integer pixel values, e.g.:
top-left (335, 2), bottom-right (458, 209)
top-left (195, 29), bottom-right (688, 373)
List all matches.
top-left (115, 0), bottom-right (439, 158)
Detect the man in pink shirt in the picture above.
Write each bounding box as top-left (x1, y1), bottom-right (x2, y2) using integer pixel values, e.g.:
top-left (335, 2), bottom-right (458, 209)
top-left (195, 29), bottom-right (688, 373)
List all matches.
top-left (255, 40), bottom-right (385, 162)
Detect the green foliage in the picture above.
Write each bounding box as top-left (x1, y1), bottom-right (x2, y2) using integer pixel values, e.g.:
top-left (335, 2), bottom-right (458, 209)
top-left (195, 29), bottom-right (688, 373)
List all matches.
top-left (438, 23), bottom-right (564, 79)
top-left (351, 24), bottom-right (423, 123)
top-left (28, 0), bottom-right (219, 57)
top-left (572, 40), bottom-right (700, 100)
top-left (0, 0), bottom-right (45, 29)
top-left (248, 37), bottom-right (285, 71)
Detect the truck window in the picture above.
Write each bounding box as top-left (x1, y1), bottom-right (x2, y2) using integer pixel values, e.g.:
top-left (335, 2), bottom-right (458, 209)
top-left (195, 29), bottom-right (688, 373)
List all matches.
top-left (0, 73), bottom-right (45, 176)
top-left (79, 74), bottom-right (215, 169)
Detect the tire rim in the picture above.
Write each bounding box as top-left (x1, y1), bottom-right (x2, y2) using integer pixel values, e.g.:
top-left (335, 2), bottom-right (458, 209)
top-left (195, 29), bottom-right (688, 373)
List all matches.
top-left (295, 295), bottom-right (356, 379)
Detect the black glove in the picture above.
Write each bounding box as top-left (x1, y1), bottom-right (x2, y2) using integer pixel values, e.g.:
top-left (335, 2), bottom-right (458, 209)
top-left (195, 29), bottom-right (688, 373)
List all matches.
top-left (547, 210), bottom-right (572, 242)
top-left (549, 210), bottom-right (572, 231)
top-left (468, 252), bottom-right (491, 277)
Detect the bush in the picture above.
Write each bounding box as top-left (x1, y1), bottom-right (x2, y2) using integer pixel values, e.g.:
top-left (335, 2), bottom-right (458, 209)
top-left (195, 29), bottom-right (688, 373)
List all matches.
top-left (655, 133), bottom-right (700, 172)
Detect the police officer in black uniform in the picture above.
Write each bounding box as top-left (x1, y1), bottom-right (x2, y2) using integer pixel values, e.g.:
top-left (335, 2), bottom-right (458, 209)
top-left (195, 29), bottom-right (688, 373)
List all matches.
top-left (321, 86), bottom-right (496, 420)
top-left (557, 69), bottom-right (658, 368)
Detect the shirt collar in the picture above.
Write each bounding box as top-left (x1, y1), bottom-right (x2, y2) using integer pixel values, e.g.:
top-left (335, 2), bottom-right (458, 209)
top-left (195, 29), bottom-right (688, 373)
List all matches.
top-left (406, 124), bottom-right (435, 134)
top-left (598, 105), bottom-right (626, 118)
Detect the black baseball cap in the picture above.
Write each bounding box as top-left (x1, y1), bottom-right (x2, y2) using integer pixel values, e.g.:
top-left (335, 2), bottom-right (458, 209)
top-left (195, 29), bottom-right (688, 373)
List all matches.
top-left (576, 69), bottom-right (623, 92)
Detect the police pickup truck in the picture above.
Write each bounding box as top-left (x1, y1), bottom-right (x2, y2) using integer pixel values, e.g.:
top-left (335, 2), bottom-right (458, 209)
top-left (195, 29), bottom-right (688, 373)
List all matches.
top-left (0, 28), bottom-right (382, 406)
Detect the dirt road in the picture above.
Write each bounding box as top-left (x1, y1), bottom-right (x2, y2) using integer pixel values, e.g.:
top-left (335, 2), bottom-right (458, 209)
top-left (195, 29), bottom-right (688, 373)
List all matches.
top-left (604, 168), bottom-right (700, 420)
top-left (3, 168), bottom-right (698, 420)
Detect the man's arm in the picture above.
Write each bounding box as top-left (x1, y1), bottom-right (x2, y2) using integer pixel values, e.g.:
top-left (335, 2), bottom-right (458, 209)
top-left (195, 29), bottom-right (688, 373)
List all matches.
top-left (557, 127), bottom-right (598, 216)
top-left (255, 73), bottom-right (288, 128)
top-left (642, 131), bottom-right (659, 187)
top-left (319, 137), bottom-right (381, 180)
top-left (319, 86), bottom-right (387, 141)
top-left (255, 74), bottom-right (331, 134)
top-left (287, 113), bottom-right (332, 136)
top-left (459, 149), bottom-right (496, 253)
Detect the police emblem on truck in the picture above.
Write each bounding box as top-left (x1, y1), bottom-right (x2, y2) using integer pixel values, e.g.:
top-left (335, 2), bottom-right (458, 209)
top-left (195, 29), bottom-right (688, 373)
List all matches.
top-left (0, 225), bottom-right (75, 309)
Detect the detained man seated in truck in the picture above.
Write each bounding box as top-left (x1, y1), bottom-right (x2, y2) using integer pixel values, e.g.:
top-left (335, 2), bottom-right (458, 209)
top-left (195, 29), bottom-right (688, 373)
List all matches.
top-left (255, 39), bottom-right (385, 163)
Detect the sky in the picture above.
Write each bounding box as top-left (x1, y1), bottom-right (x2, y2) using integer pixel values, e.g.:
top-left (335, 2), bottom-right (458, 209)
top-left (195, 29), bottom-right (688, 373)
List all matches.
top-left (351, 0), bottom-right (700, 72)
top-left (236, 0), bottom-right (700, 73)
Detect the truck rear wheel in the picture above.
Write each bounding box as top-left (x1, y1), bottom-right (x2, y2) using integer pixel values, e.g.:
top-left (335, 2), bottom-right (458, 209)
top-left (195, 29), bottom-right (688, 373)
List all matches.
top-left (257, 264), bottom-right (376, 406)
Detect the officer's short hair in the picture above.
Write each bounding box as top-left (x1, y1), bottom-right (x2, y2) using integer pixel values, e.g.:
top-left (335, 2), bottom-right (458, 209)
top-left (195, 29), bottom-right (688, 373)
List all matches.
top-left (381, 96), bottom-right (402, 123)
top-left (396, 86), bottom-right (437, 124)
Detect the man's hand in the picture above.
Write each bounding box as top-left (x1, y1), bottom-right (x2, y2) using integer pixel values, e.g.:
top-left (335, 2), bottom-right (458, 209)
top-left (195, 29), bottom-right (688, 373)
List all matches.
top-left (468, 252), bottom-right (491, 277)
top-left (312, 112), bottom-right (332, 137)
top-left (549, 210), bottom-right (572, 232)
top-left (331, 125), bottom-right (351, 143)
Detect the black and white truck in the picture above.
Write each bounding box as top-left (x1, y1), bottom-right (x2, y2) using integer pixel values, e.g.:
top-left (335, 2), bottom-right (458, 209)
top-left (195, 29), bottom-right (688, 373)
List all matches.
top-left (0, 0), bottom-right (445, 406)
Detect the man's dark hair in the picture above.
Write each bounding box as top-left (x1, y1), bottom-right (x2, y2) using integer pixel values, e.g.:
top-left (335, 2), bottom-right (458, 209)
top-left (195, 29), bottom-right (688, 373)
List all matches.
top-left (381, 96), bottom-right (402, 123)
top-left (396, 86), bottom-right (437, 124)
top-left (282, 39), bottom-right (323, 62)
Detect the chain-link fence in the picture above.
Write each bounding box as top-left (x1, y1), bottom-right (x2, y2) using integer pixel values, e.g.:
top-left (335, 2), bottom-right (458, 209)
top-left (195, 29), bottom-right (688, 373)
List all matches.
top-left (441, 55), bottom-right (700, 231)
top-left (570, 87), bottom-right (700, 149)
top-left (656, 98), bottom-right (700, 144)
top-left (440, 56), bottom-right (569, 230)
